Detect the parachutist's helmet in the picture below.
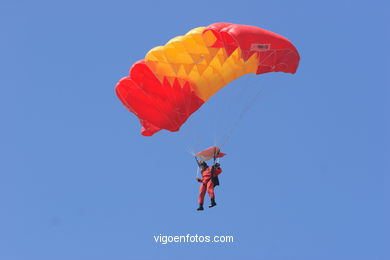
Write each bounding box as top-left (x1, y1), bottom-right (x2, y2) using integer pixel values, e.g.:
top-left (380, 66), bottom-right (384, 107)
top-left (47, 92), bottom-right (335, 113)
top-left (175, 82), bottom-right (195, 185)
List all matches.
top-left (200, 161), bottom-right (208, 168)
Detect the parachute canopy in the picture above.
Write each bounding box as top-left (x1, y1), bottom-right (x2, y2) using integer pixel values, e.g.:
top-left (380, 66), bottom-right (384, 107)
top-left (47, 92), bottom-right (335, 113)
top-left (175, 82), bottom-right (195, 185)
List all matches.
top-left (116, 23), bottom-right (300, 136)
top-left (196, 146), bottom-right (226, 161)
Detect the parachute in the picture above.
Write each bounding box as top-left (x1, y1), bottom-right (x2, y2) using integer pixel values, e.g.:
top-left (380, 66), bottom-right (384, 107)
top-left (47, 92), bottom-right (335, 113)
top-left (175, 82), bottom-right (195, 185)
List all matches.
top-left (116, 23), bottom-right (300, 136)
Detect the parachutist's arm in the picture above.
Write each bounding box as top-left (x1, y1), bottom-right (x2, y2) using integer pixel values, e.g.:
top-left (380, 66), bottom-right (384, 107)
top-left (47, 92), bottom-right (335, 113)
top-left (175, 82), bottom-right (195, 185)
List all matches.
top-left (195, 156), bottom-right (202, 166)
top-left (212, 166), bottom-right (222, 175)
top-left (196, 177), bottom-right (203, 182)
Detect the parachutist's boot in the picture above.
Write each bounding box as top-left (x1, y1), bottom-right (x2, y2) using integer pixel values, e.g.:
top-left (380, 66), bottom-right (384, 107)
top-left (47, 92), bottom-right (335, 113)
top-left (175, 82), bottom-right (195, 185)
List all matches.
top-left (197, 204), bottom-right (204, 211)
top-left (209, 198), bottom-right (217, 208)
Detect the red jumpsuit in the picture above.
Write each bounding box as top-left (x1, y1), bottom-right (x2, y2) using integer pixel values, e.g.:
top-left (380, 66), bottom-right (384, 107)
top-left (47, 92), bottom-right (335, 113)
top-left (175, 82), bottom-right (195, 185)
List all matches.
top-left (198, 166), bottom-right (222, 204)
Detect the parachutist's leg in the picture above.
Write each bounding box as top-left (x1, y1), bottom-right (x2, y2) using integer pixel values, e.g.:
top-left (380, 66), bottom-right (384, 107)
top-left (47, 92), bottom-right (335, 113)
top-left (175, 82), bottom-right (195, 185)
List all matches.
top-left (197, 184), bottom-right (206, 210)
top-left (209, 198), bottom-right (217, 208)
top-left (206, 181), bottom-right (217, 208)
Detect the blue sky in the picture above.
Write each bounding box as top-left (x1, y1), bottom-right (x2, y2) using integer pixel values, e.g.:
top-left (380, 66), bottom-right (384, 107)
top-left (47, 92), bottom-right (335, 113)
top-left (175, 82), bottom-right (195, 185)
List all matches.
top-left (1, 0), bottom-right (389, 259)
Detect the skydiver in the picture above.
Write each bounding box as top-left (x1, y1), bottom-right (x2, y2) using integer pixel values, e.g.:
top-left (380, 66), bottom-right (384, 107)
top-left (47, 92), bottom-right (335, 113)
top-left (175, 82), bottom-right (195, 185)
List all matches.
top-left (195, 160), bottom-right (222, 211)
